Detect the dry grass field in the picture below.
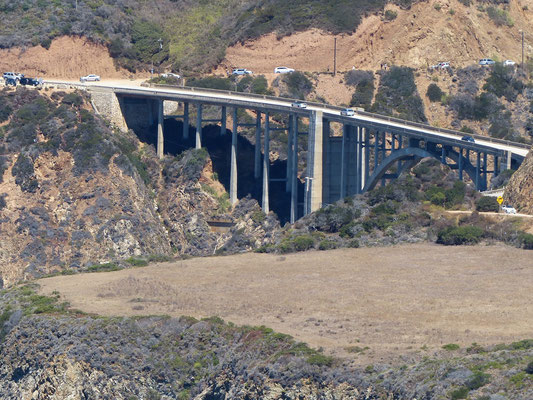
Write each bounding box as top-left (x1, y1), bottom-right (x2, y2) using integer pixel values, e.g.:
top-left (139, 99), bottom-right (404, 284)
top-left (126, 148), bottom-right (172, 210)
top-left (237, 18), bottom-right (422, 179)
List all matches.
top-left (39, 244), bottom-right (533, 365)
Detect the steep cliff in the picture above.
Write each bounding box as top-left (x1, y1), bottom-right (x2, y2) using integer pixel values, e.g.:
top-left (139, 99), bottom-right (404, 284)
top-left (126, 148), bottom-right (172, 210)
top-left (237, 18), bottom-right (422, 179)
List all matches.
top-left (505, 149), bottom-right (533, 214)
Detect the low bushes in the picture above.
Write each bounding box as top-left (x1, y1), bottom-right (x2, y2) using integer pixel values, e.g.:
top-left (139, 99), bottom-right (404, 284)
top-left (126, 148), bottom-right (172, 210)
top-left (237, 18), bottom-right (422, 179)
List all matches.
top-left (475, 196), bottom-right (499, 212)
top-left (437, 225), bottom-right (484, 245)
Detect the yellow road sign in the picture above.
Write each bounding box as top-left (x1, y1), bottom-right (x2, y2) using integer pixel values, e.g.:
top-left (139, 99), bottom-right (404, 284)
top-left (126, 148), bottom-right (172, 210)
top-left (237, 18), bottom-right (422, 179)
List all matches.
top-left (497, 196), bottom-right (504, 205)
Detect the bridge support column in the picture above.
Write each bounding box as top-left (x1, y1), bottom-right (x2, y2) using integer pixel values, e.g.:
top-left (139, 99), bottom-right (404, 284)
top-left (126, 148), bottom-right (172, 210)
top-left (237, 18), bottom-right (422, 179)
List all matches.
top-left (321, 119), bottom-right (331, 206)
top-left (230, 108), bottom-right (238, 205)
top-left (441, 146), bottom-right (446, 164)
top-left (196, 104), bottom-right (202, 149)
top-left (221, 106), bottom-right (227, 136)
top-left (286, 115), bottom-right (294, 192)
top-left (476, 152), bottom-right (481, 189)
top-left (340, 125), bottom-right (348, 200)
top-left (364, 128), bottom-right (370, 187)
top-left (483, 153), bottom-right (487, 190)
top-left (306, 111), bottom-right (324, 214)
top-left (494, 155), bottom-right (499, 177)
top-left (290, 115), bottom-right (299, 223)
top-left (374, 131), bottom-right (379, 171)
top-left (458, 148), bottom-right (464, 181)
top-left (157, 99), bottom-right (164, 159)
top-left (356, 126), bottom-right (362, 194)
top-left (183, 103), bottom-right (189, 140)
top-left (262, 112), bottom-right (270, 213)
top-left (397, 135), bottom-right (403, 173)
top-left (505, 151), bottom-right (512, 171)
top-left (254, 111), bottom-right (261, 180)
top-left (381, 131), bottom-right (386, 187)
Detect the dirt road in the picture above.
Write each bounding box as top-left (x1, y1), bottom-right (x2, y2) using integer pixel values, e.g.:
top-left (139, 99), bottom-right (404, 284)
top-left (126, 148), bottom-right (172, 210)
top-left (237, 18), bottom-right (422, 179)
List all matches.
top-left (39, 244), bottom-right (533, 365)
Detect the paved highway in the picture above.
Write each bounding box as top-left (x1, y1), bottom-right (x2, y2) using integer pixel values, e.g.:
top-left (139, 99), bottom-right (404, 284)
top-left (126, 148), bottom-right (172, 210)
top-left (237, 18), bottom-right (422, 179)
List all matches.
top-left (46, 80), bottom-right (531, 158)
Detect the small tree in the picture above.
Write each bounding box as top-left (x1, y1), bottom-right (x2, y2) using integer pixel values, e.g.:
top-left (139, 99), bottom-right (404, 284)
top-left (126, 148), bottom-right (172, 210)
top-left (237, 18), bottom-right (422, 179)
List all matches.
top-left (426, 83), bottom-right (444, 102)
top-left (475, 196), bottom-right (499, 212)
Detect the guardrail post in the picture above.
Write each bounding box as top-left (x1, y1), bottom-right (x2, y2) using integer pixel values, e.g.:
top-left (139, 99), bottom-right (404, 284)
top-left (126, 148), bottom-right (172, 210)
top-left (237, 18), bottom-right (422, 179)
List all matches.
top-left (262, 112), bottom-right (270, 213)
top-left (230, 107), bottom-right (238, 205)
top-left (254, 111), bottom-right (261, 180)
top-left (157, 99), bottom-right (164, 159)
top-left (196, 103), bottom-right (202, 149)
top-left (290, 115), bottom-right (299, 223)
top-left (183, 102), bottom-right (189, 140)
top-left (221, 106), bottom-right (227, 136)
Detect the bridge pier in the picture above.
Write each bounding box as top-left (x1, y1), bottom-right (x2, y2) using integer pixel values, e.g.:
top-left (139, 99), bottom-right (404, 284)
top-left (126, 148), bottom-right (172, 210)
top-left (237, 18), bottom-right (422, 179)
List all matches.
top-left (254, 111), bottom-right (261, 179)
top-left (290, 115), bottom-right (299, 223)
top-left (157, 99), bottom-right (164, 159)
top-left (183, 103), bottom-right (189, 139)
top-left (262, 112), bottom-right (270, 213)
top-left (306, 111), bottom-right (323, 214)
top-left (458, 148), bottom-right (464, 181)
top-left (230, 108), bottom-right (238, 205)
top-left (340, 125), bottom-right (348, 200)
top-left (286, 115), bottom-right (294, 192)
top-left (221, 106), bottom-right (227, 136)
top-left (196, 104), bottom-right (202, 149)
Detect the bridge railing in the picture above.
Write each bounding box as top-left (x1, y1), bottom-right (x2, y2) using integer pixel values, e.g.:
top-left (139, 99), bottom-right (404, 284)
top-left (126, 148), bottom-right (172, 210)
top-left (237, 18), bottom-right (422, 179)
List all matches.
top-left (151, 83), bottom-right (531, 151)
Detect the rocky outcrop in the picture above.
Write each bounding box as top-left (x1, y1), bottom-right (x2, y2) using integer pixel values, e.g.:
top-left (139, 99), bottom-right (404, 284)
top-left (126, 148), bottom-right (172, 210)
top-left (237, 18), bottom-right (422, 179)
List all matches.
top-left (505, 149), bottom-right (533, 214)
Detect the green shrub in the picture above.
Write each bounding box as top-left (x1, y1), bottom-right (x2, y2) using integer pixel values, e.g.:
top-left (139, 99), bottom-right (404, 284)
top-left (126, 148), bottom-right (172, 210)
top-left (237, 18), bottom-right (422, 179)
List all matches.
top-left (486, 6), bottom-right (513, 27)
top-left (384, 10), bottom-right (397, 21)
top-left (449, 386), bottom-right (469, 400)
top-left (444, 181), bottom-right (466, 208)
top-left (526, 361), bottom-right (533, 374)
top-left (250, 76), bottom-right (270, 95)
top-left (125, 257), bottom-right (148, 267)
top-left (437, 225), bottom-right (484, 245)
top-left (442, 343), bottom-right (460, 351)
top-left (293, 235), bottom-right (315, 251)
top-left (307, 353), bottom-right (333, 366)
top-left (519, 233), bottom-right (533, 249)
top-left (318, 240), bottom-right (337, 250)
top-left (475, 196), bottom-right (499, 212)
top-left (186, 76), bottom-right (232, 90)
top-left (466, 371), bottom-right (490, 390)
top-left (281, 71), bottom-right (313, 100)
top-left (426, 83), bottom-right (444, 102)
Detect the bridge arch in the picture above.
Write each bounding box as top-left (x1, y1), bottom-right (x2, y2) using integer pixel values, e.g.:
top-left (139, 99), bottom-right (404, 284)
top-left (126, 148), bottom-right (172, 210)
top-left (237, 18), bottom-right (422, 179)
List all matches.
top-left (363, 147), bottom-right (478, 192)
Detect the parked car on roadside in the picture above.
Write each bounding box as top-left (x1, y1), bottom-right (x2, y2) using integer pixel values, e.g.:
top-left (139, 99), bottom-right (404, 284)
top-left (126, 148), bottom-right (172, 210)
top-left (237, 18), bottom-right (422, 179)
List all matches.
top-left (232, 68), bottom-right (253, 75)
top-left (438, 62), bottom-right (450, 69)
top-left (80, 74), bottom-right (100, 82)
top-left (3, 72), bottom-right (23, 81)
top-left (479, 58), bottom-right (495, 65)
top-left (291, 101), bottom-right (307, 108)
top-left (20, 77), bottom-right (42, 86)
top-left (502, 205), bottom-right (517, 214)
top-left (340, 108), bottom-right (355, 116)
top-left (161, 72), bottom-right (181, 79)
top-left (274, 66), bottom-right (295, 74)
top-left (461, 135), bottom-right (475, 143)
top-left (503, 60), bottom-right (516, 66)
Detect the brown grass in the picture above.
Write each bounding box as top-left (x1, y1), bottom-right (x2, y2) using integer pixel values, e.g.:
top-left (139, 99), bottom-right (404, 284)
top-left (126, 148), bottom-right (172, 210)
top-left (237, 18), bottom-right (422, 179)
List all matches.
top-left (38, 243), bottom-right (533, 365)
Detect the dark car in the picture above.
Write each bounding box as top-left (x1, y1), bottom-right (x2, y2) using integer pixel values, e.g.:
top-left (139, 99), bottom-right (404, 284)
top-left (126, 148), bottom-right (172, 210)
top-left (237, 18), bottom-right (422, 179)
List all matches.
top-left (19, 77), bottom-right (41, 86)
top-left (461, 135), bottom-right (475, 143)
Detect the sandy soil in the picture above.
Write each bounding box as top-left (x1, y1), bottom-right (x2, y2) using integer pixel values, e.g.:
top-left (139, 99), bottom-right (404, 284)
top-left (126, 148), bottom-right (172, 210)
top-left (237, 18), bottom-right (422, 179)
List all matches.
top-left (39, 243), bottom-right (533, 365)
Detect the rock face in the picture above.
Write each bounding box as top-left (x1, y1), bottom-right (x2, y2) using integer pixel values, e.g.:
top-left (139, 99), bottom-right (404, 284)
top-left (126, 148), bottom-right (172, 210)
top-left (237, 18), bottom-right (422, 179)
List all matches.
top-left (505, 149), bottom-right (533, 214)
top-left (0, 89), bottom-right (279, 286)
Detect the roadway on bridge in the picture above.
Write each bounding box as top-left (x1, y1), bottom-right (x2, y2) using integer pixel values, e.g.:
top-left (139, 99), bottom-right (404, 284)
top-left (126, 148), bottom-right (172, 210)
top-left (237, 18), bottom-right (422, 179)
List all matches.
top-left (47, 79), bottom-right (531, 158)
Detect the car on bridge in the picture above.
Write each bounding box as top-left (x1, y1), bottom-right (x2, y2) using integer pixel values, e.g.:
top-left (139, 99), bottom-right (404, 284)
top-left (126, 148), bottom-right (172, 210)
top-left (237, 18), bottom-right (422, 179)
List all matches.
top-left (291, 101), bottom-right (307, 109)
top-left (232, 68), bottom-right (253, 75)
top-left (80, 74), bottom-right (100, 82)
top-left (274, 66), bottom-right (295, 74)
top-left (479, 58), bottom-right (495, 65)
top-left (340, 108), bottom-right (355, 116)
top-left (461, 135), bottom-right (475, 143)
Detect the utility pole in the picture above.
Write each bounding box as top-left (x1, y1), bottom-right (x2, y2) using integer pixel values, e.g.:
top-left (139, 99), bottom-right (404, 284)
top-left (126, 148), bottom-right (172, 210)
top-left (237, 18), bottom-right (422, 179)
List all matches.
top-left (521, 30), bottom-right (524, 75)
top-left (333, 37), bottom-right (337, 76)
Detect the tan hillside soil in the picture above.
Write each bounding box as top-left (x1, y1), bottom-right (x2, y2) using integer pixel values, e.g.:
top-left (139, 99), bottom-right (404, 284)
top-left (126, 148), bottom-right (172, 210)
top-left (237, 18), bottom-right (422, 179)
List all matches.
top-left (0, 36), bottom-right (146, 80)
top-left (39, 243), bottom-right (533, 366)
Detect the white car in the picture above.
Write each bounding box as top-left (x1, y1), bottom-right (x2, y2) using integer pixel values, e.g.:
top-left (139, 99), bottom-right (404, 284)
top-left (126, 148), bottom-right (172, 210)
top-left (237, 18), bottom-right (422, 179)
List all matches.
top-left (274, 66), bottom-right (295, 74)
top-left (502, 205), bottom-right (517, 214)
top-left (3, 72), bottom-right (23, 81)
top-left (161, 72), bottom-right (181, 79)
top-left (438, 62), bottom-right (450, 69)
top-left (479, 58), bottom-right (495, 65)
top-left (80, 74), bottom-right (101, 82)
top-left (340, 108), bottom-right (355, 116)
top-left (291, 101), bottom-right (307, 108)
top-left (232, 68), bottom-right (252, 75)
top-left (503, 60), bottom-right (516, 66)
